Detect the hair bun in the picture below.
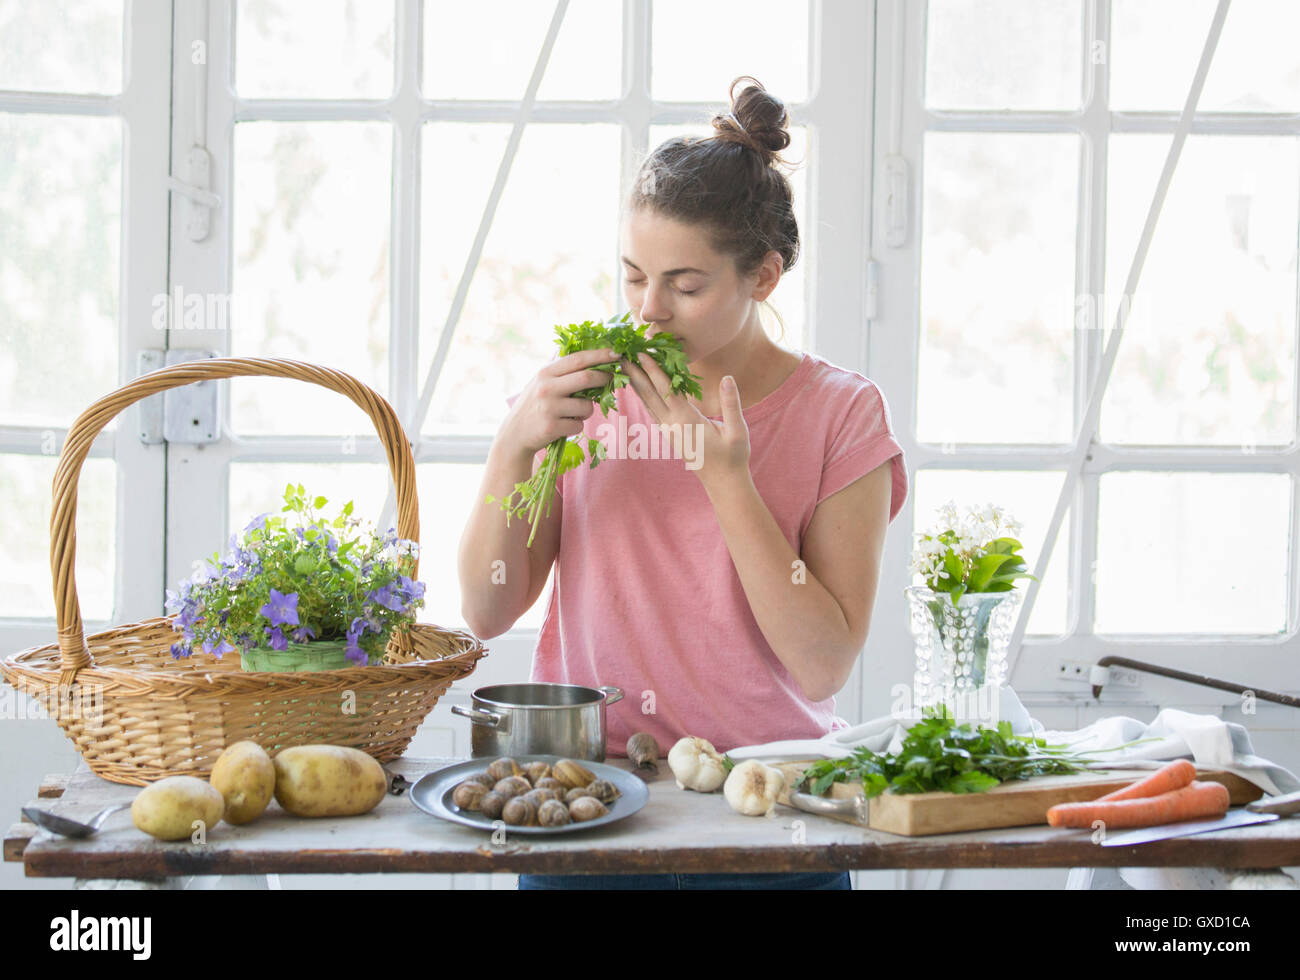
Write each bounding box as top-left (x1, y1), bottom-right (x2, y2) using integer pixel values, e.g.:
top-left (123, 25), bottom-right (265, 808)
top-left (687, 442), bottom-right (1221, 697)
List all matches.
top-left (710, 75), bottom-right (791, 165)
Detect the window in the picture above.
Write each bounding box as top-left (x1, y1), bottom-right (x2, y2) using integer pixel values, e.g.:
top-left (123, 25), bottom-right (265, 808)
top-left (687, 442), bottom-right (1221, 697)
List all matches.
top-left (870, 0), bottom-right (1297, 697)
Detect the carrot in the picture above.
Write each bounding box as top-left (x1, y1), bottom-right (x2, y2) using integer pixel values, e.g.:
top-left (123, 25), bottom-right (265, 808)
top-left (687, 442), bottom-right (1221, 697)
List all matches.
top-left (1047, 780), bottom-right (1230, 829)
top-left (1095, 759), bottom-right (1197, 803)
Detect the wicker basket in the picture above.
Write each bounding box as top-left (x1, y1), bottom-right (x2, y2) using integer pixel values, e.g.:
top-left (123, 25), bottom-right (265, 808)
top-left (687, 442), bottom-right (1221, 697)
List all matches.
top-left (1, 356), bottom-right (487, 785)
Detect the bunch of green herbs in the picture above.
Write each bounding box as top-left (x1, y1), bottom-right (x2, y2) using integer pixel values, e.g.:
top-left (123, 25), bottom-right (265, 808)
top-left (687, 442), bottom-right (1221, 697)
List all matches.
top-left (797, 704), bottom-right (1104, 798)
top-left (489, 311), bottom-right (704, 546)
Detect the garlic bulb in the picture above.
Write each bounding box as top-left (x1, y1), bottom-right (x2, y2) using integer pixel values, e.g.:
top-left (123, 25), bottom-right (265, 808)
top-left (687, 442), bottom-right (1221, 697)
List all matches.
top-left (723, 760), bottom-right (785, 816)
top-left (667, 736), bottom-right (729, 792)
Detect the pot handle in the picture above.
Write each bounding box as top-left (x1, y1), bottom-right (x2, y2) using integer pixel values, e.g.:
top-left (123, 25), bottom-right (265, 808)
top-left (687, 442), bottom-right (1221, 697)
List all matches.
top-left (451, 704), bottom-right (503, 728)
top-left (598, 685), bottom-right (624, 706)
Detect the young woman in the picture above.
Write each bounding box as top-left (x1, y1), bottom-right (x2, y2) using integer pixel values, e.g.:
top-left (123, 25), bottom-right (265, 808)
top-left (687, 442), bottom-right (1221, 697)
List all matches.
top-left (458, 77), bottom-right (907, 890)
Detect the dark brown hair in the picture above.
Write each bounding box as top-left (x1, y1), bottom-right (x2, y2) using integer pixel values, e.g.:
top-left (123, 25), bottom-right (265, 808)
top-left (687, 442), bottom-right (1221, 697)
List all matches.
top-left (626, 76), bottom-right (801, 289)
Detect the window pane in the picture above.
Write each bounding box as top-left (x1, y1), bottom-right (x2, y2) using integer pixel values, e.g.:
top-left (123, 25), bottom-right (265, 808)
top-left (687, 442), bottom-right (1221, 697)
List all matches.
top-left (423, 0), bottom-right (620, 101)
top-left (0, 114), bottom-right (121, 429)
top-left (420, 123), bottom-right (620, 436)
top-left (912, 470), bottom-right (1069, 637)
top-left (1112, 0), bottom-right (1300, 112)
top-left (648, 124), bottom-right (808, 352)
top-left (416, 462), bottom-right (549, 630)
top-left (1096, 472), bottom-right (1289, 634)
top-left (0, 0), bottom-right (123, 94)
top-left (1102, 135), bottom-right (1297, 447)
top-left (229, 463), bottom-right (391, 543)
top-left (0, 455), bottom-right (115, 620)
top-left (925, 0), bottom-right (1084, 111)
top-left (917, 133), bottom-right (1078, 445)
top-left (231, 122), bottom-right (392, 435)
top-left (235, 0), bottom-right (395, 99)
top-left (652, 0), bottom-right (809, 103)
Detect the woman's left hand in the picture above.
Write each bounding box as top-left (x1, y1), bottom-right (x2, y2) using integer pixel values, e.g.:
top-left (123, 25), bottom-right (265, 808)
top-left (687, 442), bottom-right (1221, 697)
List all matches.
top-left (621, 351), bottom-right (751, 492)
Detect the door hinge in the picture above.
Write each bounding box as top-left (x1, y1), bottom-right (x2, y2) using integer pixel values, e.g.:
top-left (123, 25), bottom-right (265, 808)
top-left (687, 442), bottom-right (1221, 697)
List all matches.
top-left (136, 349), bottom-right (220, 445)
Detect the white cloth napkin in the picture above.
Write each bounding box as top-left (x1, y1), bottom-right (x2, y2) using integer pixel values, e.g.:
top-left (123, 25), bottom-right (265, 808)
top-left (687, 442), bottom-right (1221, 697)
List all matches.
top-left (726, 686), bottom-right (1299, 796)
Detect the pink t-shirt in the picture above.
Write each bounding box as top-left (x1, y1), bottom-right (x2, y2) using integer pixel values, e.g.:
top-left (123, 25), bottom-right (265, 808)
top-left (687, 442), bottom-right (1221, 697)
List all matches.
top-left (504, 350), bottom-right (907, 756)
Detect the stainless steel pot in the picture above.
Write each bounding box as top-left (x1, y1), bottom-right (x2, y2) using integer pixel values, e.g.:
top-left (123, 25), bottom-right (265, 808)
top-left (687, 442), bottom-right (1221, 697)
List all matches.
top-left (450, 683), bottom-right (624, 761)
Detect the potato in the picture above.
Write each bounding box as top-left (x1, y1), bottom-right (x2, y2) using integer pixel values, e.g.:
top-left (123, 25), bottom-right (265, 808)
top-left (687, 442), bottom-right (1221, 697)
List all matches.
top-left (273, 745), bottom-right (387, 818)
top-left (210, 740), bottom-right (276, 825)
top-left (131, 776), bottom-right (225, 841)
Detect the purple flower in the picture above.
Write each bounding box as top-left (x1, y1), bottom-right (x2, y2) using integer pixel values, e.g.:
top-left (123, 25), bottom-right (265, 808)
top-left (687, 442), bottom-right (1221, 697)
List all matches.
top-left (362, 604), bottom-right (384, 633)
top-left (170, 641), bottom-right (190, 659)
top-left (396, 575), bottom-right (425, 605)
top-left (343, 618), bottom-right (368, 664)
top-left (348, 616), bottom-right (367, 640)
top-left (366, 583), bottom-right (405, 613)
top-left (201, 635), bottom-right (236, 659)
top-left (344, 637), bottom-right (368, 666)
top-left (174, 600), bottom-right (202, 632)
top-left (291, 625), bottom-right (317, 643)
top-left (243, 512), bottom-right (272, 534)
top-left (264, 625), bottom-right (289, 651)
top-left (260, 588), bottom-right (300, 627)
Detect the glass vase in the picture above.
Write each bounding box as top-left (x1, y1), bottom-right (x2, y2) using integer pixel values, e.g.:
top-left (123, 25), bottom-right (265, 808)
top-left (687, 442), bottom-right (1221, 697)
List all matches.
top-left (906, 585), bottom-right (1022, 718)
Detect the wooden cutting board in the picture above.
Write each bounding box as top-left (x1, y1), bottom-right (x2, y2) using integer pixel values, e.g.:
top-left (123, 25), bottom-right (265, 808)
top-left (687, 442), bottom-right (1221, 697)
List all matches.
top-left (772, 761), bottom-right (1264, 836)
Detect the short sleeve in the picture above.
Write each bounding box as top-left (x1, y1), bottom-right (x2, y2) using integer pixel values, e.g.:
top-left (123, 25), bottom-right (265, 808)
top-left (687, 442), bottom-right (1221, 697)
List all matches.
top-left (504, 391), bottom-right (562, 497)
top-left (816, 380), bottom-right (907, 522)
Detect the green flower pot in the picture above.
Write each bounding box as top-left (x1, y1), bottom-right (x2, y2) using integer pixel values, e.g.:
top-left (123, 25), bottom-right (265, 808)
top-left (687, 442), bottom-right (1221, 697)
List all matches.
top-left (240, 637), bottom-right (381, 672)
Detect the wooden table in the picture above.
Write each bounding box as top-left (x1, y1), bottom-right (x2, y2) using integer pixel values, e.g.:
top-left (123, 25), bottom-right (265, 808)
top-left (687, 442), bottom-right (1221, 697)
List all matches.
top-left (7, 757), bottom-right (1300, 887)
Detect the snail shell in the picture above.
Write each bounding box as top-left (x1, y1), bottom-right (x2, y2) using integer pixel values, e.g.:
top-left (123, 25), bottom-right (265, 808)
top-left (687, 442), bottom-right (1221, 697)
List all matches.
top-left (552, 759), bottom-right (596, 789)
top-left (538, 799), bottom-right (572, 827)
top-left (522, 787), bottom-right (562, 806)
top-left (452, 780), bottom-right (490, 811)
top-left (582, 779), bottom-right (621, 805)
top-left (521, 761), bottom-right (552, 785)
top-left (534, 776), bottom-right (566, 793)
top-left (568, 797), bottom-right (609, 822)
top-left (626, 732), bottom-right (660, 771)
top-left (502, 795), bottom-right (539, 827)
top-left (478, 791), bottom-right (508, 820)
top-left (486, 758), bottom-right (522, 783)
top-left (493, 775), bottom-right (532, 799)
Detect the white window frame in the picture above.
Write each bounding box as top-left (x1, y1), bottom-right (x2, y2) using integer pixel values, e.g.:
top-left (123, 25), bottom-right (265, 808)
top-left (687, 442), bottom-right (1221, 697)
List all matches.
top-left (0, 0), bottom-right (172, 656)
top-left (865, 0), bottom-right (1299, 712)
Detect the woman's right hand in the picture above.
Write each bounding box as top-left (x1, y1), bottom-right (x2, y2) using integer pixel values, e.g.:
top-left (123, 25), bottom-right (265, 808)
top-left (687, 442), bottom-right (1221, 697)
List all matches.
top-left (496, 348), bottom-right (622, 459)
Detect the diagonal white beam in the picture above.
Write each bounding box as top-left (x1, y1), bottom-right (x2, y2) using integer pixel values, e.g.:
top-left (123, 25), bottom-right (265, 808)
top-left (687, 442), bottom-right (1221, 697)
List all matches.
top-left (1005, 0), bottom-right (1233, 676)
top-left (379, 0), bottom-right (570, 532)
top-left (407, 0), bottom-right (570, 435)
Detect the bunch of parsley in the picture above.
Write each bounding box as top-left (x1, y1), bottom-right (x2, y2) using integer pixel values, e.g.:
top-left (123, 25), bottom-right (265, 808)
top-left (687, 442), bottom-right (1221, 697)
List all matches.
top-left (489, 311), bottom-right (704, 546)
top-left (797, 704), bottom-right (1102, 798)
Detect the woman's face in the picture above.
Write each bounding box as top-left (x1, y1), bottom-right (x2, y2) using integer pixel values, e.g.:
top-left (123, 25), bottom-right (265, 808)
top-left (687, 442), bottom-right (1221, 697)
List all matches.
top-left (619, 206), bottom-right (770, 363)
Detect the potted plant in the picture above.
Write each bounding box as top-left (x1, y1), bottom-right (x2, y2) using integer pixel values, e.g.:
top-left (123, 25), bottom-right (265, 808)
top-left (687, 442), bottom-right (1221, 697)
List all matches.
top-left (907, 502), bottom-right (1037, 712)
top-left (165, 483), bottom-right (426, 671)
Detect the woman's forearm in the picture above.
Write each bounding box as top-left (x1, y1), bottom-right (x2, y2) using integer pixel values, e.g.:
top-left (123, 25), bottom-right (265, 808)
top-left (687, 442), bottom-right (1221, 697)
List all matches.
top-left (457, 442), bottom-right (543, 638)
top-left (702, 471), bottom-right (859, 702)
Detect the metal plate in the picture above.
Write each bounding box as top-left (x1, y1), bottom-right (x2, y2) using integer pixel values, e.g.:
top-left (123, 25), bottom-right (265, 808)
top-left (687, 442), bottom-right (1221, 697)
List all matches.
top-left (409, 755), bottom-right (649, 836)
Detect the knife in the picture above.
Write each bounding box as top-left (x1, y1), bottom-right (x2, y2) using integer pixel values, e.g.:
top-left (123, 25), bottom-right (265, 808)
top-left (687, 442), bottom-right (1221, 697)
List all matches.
top-left (1100, 808), bottom-right (1279, 846)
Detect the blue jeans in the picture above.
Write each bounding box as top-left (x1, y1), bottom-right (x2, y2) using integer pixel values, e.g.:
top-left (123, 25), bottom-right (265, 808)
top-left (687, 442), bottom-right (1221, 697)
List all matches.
top-left (518, 871), bottom-right (851, 890)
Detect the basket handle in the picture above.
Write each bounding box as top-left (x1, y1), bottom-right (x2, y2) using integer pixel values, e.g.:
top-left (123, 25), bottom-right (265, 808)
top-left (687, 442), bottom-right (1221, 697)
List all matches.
top-left (52, 356), bottom-right (421, 685)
